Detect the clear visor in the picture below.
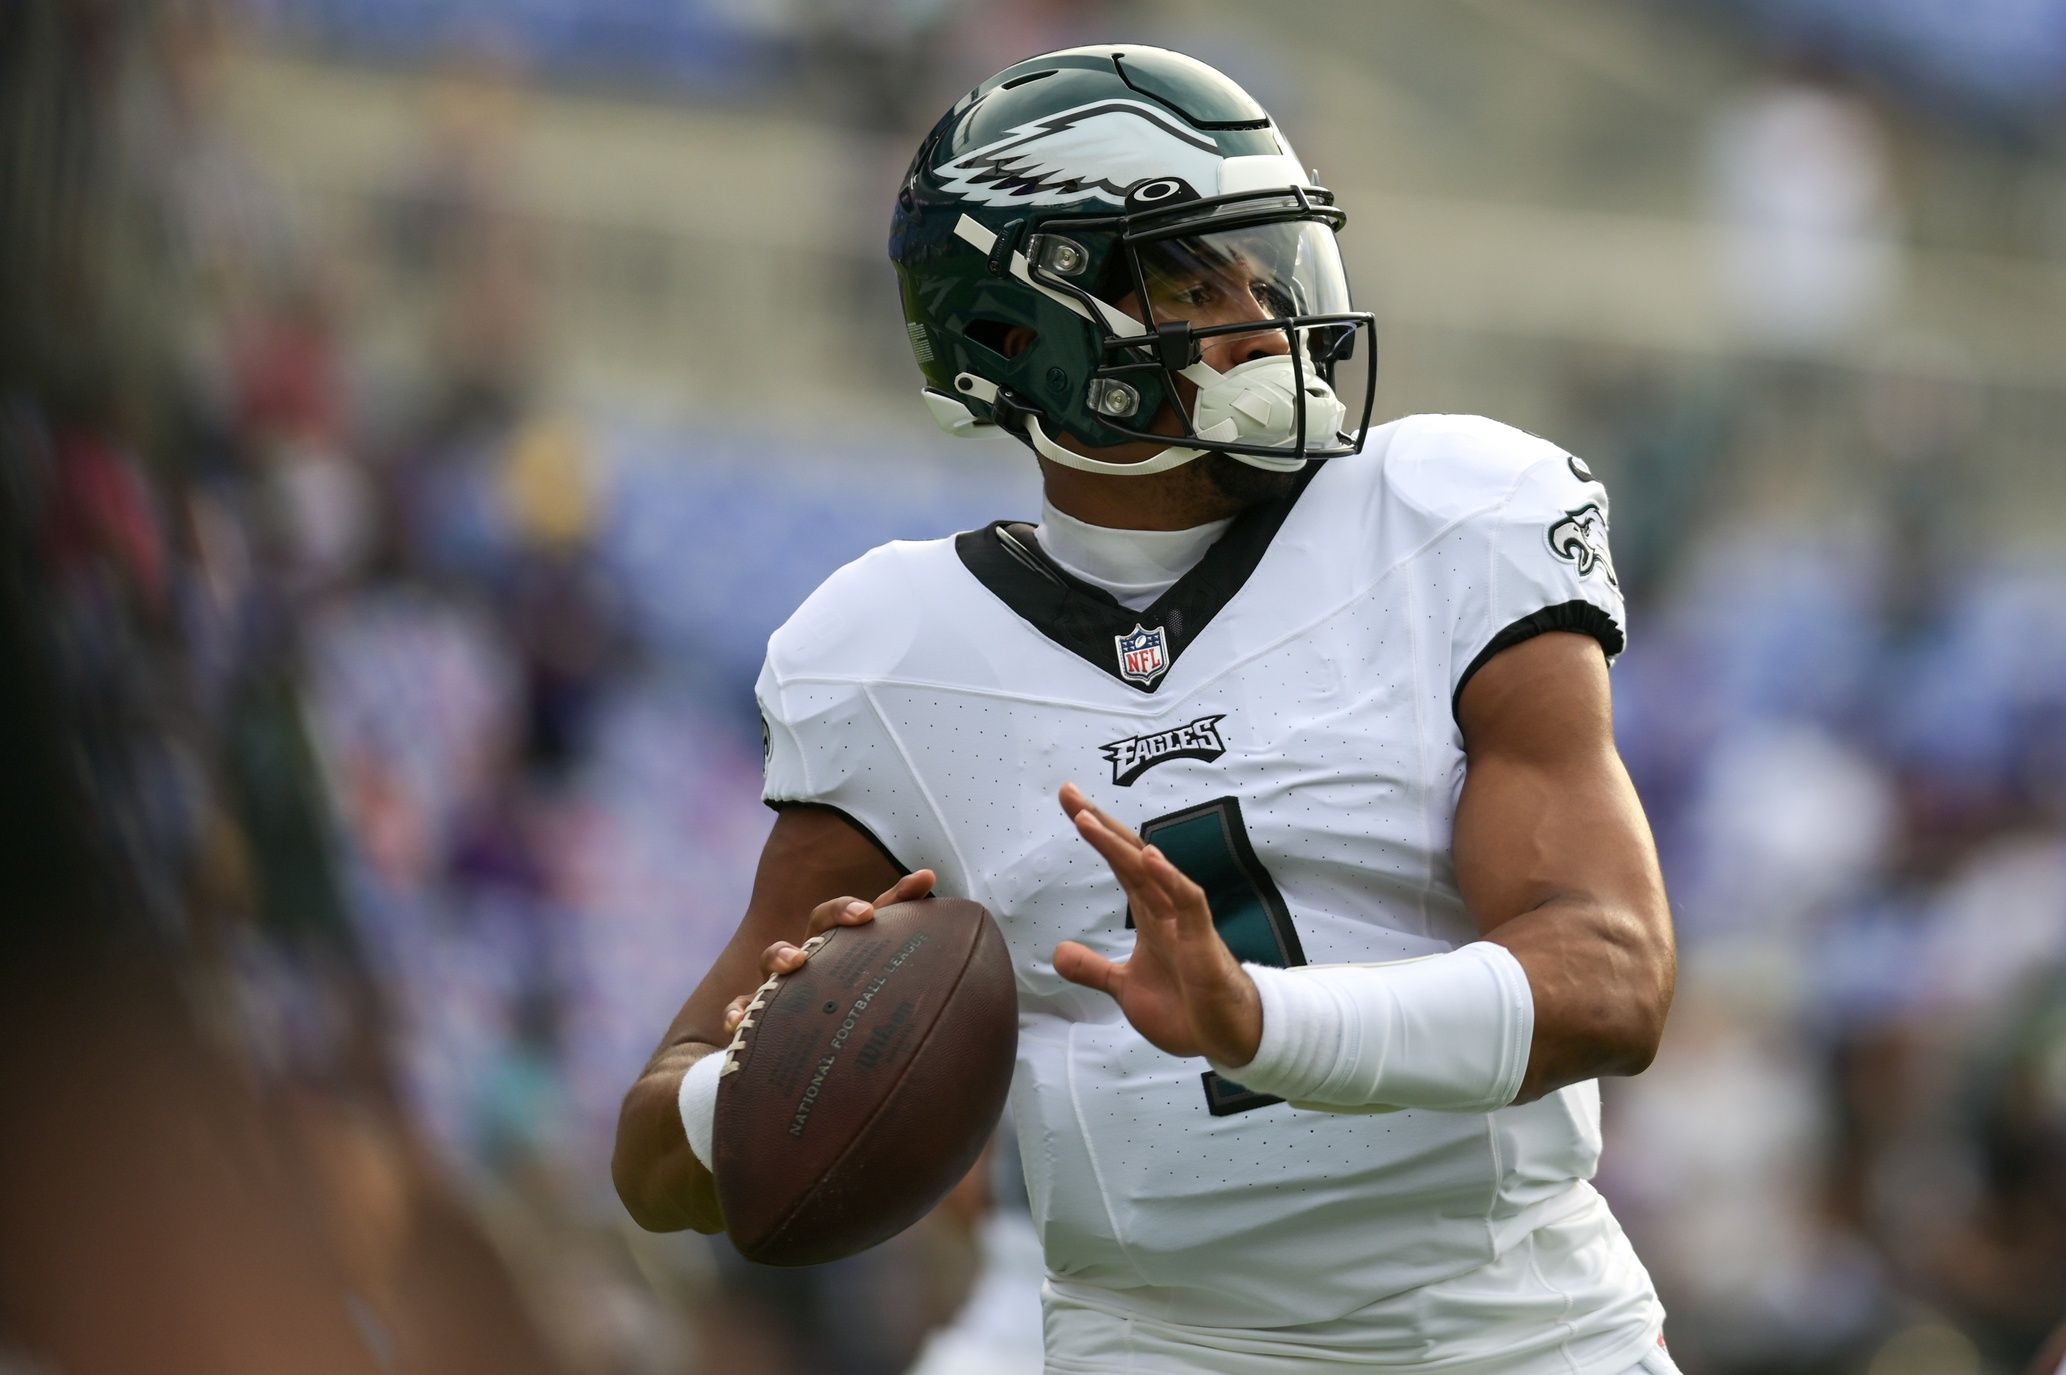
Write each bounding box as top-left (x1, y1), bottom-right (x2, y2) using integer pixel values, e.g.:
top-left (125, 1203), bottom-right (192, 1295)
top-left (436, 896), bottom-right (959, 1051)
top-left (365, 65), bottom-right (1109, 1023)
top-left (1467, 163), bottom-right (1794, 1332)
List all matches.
top-left (1101, 219), bottom-right (1352, 338)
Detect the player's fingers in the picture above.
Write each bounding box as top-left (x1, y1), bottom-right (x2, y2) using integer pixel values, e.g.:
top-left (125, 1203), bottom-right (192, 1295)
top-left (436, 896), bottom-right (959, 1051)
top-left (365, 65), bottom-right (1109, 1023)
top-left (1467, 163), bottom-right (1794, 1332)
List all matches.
top-left (722, 993), bottom-right (752, 1033)
top-left (1061, 784), bottom-right (1148, 852)
top-left (759, 940), bottom-right (810, 975)
top-left (1141, 846), bottom-right (1212, 936)
top-left (1071, 808), bottom-right (1162, 912)
top-left (1071, 804), bottom-right (1153, 868)
top-left (803, 895), bottom-right (875, 938)
top-left (1053, 940), bottom-right (1126, 1000)
top-left (1126, 847), bottom-right (1184, 928)
top-left (1083, 801), bottom-right (1149, 852)
top-left (872, 868), bottom-right (937, 909)
top-left (1068, 813), bottom-right (1185, 943)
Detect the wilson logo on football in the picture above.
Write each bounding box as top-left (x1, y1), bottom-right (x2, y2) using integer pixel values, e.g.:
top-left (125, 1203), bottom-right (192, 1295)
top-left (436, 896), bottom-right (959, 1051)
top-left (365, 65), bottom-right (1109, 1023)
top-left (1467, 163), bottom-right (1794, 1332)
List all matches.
top-left (1100, 715), bottom-right (1228, 786)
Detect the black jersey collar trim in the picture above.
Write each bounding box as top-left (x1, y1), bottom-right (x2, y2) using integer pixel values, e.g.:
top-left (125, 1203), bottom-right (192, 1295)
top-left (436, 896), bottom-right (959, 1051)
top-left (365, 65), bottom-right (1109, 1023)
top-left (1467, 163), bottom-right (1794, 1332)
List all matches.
top-left (954, 466), bottom-right (1320, 694)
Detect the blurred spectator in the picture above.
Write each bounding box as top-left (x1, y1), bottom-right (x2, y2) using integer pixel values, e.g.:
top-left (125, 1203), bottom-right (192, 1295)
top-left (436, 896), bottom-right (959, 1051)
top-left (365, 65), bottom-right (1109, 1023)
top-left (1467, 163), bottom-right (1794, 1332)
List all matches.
top-left (1704, 54), bottom-right (1902, 356)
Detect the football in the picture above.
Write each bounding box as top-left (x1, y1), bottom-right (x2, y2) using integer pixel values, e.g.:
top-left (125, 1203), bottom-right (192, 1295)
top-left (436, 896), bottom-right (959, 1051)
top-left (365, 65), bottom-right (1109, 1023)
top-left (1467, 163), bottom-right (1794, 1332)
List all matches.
top-left (713, 896), bottom-right (1017, 1266)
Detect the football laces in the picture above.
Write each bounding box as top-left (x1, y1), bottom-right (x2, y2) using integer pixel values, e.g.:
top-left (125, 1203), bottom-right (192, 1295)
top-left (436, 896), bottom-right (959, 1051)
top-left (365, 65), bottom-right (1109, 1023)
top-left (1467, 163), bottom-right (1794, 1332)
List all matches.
top-left (720, 932), bottom-right (831, 1075)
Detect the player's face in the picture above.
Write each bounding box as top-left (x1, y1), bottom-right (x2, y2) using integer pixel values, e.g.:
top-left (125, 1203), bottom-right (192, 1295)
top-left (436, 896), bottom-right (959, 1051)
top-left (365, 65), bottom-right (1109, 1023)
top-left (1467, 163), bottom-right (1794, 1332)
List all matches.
top-left (1113, 237), bottom-right (1293, 374)
top-left (1103, 220), bottom-right (1348, 378)
top-left (1011, 218), bottom-right (1352, 499)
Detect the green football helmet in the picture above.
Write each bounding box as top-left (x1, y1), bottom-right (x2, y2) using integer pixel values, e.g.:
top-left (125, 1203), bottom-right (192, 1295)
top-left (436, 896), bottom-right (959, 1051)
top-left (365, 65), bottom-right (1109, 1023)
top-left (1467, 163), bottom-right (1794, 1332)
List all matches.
top-left (889, 45), bottom-right (1376, 476)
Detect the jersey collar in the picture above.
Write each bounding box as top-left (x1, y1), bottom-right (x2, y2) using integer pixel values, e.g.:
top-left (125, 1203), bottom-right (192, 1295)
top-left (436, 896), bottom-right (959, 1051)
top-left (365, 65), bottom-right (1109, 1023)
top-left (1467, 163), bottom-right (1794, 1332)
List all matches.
top-left (953, 465), bottom-right (1321, 694)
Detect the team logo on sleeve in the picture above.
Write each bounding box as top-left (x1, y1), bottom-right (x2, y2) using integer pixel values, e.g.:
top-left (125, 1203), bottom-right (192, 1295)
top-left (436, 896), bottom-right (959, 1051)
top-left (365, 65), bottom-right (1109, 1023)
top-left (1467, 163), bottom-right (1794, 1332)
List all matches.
top-left (1546, 503), bottom-right (1619, 588)
top-left (935, 100), bottom-right (1220, 208)
top-left (1101, 715), bottom-right (1228, 786)
top-left (1115, 624), bottom-right (1169, 687)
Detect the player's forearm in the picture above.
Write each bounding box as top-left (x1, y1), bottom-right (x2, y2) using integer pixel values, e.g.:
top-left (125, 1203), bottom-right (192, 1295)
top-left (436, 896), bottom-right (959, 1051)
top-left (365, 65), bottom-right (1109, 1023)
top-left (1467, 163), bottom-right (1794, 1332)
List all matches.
top-left (1208, 890), bottom-right (1671, 1115)
top-left (611, 1043), bottom-right (725, 1234)
top-left (1486, 892), bottom-right (1674, 1103)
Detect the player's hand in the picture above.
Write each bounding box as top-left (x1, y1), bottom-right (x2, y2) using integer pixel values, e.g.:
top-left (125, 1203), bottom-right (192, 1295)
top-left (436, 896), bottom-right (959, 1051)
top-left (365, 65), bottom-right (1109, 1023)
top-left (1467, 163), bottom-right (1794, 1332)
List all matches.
top-left (1052, 783), bottom-right (1263, 1067)
top-left (721, 870), bottom-right (937, 1033)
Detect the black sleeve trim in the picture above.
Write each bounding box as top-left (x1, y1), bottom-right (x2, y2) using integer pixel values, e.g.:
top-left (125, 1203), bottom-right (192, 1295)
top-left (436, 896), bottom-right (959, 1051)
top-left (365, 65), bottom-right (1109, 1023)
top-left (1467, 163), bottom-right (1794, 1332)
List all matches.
top-left (764, 800), bottom-right (910, 876)
top-left (1451, 599), bottom-right (1626, 723)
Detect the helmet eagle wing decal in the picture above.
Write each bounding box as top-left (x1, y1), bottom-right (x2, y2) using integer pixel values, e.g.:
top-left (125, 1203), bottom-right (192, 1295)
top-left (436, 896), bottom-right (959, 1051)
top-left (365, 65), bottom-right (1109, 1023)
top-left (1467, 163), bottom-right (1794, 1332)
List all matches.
top-left (935, 100), bottom-right (1224, 208)
top-left (891, 47), bottom-right (1377, 469)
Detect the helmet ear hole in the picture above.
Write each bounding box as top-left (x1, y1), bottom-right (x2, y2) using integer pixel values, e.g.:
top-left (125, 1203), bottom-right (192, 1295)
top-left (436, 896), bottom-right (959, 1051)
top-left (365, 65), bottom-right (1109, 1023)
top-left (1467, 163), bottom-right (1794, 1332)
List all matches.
top-left (965, 318), bottom-right (1037, 362)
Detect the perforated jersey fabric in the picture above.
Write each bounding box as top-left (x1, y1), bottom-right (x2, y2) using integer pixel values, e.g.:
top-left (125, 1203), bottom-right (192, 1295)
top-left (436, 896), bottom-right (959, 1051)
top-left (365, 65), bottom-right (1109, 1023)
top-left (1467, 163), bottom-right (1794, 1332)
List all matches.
top-left (759, 414), bottom-right (1659, 1372)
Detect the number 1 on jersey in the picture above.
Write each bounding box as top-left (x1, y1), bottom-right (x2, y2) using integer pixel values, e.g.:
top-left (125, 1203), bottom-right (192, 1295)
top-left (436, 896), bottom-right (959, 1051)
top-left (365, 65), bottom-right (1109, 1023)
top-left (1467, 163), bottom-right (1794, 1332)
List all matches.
top-left (1126, 796), bottom-right (1305, 1116)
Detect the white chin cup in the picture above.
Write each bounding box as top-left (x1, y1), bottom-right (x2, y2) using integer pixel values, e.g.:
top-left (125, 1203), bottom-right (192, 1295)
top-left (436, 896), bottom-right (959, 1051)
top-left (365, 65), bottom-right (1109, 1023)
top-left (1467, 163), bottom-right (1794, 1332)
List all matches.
top-left (1183, 354), bottom-right (1348, 472)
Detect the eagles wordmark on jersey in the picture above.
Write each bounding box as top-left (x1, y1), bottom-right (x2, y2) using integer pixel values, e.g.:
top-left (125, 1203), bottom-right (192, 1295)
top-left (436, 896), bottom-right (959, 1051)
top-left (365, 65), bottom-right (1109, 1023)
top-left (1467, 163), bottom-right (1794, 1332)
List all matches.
top-left (1099, 714), bottom-right (1227, 787)
top-left (758, 414), bottom-right (1665, 1373)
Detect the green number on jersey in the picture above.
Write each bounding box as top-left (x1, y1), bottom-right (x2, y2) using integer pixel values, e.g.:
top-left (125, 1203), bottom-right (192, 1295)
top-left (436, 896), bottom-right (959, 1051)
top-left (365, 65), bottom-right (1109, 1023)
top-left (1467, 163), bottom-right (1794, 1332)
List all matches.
top-left (1126, 796), bottom-right (1305, 1115)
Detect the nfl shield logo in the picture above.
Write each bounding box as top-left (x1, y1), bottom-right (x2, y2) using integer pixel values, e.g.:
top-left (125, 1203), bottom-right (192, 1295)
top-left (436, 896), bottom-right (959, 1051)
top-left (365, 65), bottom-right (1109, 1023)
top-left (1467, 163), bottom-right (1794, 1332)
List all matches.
top-left (1115, 624), bottom-right (1169, 686)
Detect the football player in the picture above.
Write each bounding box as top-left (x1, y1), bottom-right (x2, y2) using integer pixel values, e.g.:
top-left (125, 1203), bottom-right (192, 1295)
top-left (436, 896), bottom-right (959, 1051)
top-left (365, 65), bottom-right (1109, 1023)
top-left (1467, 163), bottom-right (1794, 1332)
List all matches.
top-left (615, 45), bottom-right (1680, 1375)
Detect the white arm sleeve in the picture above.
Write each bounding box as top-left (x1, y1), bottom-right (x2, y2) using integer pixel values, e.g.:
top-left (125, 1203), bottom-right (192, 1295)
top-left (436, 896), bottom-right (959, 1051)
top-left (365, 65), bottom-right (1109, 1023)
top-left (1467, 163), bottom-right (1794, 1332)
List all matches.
top-left (1207, 943), bottom-right (1535, 1114)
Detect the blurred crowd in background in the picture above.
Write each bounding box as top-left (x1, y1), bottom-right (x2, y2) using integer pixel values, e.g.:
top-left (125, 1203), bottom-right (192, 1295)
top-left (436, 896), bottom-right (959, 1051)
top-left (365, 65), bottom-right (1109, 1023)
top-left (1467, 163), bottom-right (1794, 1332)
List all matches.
top-left (3, 2), bottom-right (2064, 1374)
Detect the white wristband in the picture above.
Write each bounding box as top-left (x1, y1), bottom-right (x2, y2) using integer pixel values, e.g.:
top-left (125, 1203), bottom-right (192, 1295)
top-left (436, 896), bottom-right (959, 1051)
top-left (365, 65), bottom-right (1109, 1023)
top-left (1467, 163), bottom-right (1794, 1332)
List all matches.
top-left (1208, 942), bottom-right (1534, 1113)
top-left (677, 1051), bottom-right (726, 1170)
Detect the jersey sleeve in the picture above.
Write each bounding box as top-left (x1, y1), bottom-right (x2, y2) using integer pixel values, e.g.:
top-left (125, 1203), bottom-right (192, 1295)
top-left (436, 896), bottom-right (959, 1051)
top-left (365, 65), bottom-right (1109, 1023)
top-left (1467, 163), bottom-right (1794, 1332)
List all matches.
top-left (1381, 416), bottom-right (1626, 719)
top-left (752, 552), bottom-right (936, 875)
top-left (1444, 448), bottom-right (1625, 715)
top-left (754, 658), bottom-right (814, 806)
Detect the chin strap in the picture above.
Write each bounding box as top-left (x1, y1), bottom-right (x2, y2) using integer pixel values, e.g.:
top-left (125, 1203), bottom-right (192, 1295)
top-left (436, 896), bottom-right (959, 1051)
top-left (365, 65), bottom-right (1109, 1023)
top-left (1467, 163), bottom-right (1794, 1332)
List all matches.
top-left (1026, 412), bottom-right (1210, 476)
top-left (929, 375), bottom-right (1218, 475)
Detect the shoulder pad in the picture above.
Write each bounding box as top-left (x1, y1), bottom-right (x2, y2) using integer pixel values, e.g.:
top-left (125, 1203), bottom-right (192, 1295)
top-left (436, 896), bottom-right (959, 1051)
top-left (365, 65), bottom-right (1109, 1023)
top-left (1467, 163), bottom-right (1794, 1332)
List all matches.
top-left (766, 539), bottom-right (952, 684)
top-left (1378, 414), bottom-right (1577, 525)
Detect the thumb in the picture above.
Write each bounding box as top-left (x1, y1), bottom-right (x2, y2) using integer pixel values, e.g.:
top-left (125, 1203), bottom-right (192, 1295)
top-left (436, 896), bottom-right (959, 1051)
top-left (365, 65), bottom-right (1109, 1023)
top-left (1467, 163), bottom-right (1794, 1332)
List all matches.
top-left (1054, 940), bottom-right (1124, 1001)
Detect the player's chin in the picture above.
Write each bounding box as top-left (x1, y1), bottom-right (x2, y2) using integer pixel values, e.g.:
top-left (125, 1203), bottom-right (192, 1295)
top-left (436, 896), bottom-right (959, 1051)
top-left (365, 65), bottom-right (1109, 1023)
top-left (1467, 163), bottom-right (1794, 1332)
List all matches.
top-left (1200, 452), bottom-right (1307, 507)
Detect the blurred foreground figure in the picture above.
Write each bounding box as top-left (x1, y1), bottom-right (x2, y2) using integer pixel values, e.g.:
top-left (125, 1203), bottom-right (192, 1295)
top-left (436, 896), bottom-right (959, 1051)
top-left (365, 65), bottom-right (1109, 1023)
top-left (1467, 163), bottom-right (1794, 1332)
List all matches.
top-left (0, 396), bottom-right (566, 1375)
top-left (899, 1133), bottom-right (1045, 1375)
top-left (617, 47), bottom-right (1679, 1374)
top-left (0, 11), bottom-right (564, 1364)
top-left (0, 460), bottom-right (361, 1373)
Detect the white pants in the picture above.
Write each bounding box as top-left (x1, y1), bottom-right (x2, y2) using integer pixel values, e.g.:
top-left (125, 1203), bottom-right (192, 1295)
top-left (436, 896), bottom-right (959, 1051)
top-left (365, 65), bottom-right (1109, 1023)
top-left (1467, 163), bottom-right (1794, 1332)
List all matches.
top-left (911, 1335), bottom-right (1679, 1375)
top-left (902, 1212), bottom-right (1048, 1375)
top-left (902, 1209), bottom-right (1683, 1375)
top-left (1624, 1347), bottom-right (1683, 1375)
top-left (1039, 1299), bottom-right (1679, 1375)
top-left (1034, 1342), bottom-right (1681, 1375)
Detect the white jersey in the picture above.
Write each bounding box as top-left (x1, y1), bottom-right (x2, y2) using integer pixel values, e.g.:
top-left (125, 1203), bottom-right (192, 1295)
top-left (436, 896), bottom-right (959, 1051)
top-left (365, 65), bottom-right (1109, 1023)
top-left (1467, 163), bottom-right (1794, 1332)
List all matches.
top-left (757, 414), bottom-right (1664, 1372)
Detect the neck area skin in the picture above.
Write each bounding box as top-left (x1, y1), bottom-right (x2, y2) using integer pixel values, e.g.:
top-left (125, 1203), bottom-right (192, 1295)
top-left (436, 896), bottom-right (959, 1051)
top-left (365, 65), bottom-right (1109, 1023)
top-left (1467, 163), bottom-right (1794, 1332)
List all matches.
top-left (1037, 451), bottom-right (1304, 531)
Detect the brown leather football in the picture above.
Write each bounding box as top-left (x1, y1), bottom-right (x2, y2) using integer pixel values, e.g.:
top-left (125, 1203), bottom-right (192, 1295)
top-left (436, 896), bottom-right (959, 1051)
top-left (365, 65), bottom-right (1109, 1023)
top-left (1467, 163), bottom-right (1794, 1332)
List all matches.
top-left (712, 896), bottom-right (1017, 1266)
